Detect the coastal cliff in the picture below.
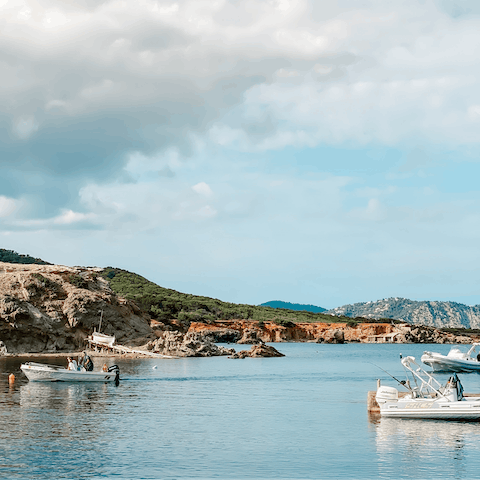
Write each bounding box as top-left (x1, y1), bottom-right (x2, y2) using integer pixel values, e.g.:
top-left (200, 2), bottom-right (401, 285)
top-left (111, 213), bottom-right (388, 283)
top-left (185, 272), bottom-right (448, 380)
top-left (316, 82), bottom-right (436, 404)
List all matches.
top-left (1, 261), bottom-right (479, 355)
top-left (188, 320), bottom-right (480, 344)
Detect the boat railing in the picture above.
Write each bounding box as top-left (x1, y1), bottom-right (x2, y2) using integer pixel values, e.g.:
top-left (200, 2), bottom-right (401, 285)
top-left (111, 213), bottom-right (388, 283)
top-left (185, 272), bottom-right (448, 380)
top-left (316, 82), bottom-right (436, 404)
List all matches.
top-left (466, 343), bottom-right (480, 359)
top-left (23, 362), bottom-right (65, 370)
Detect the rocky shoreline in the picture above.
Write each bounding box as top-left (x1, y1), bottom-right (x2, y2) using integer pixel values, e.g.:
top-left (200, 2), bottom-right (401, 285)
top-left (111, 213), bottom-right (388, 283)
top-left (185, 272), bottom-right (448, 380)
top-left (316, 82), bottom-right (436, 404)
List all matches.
top-left (1, 262), bottom-right (479, 358)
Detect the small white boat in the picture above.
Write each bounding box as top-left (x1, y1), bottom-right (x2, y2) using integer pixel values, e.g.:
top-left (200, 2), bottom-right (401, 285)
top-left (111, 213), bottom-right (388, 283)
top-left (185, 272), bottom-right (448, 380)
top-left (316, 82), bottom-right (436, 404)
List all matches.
top-left (91, 332), bottom-right (116, 348)
top-left (20, 362), bottom-right (120, 383)
top-left (89, 310), bottom-right (116, 348)
top-left (375, 356), bottom-right (480, 420)
top-left (421, 343), bottom-right (480, 372)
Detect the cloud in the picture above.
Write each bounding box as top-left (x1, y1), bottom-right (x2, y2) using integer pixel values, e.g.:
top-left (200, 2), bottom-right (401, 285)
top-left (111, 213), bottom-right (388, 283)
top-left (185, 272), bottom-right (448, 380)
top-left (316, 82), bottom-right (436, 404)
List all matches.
top-left (349, 198), bottom-right (387, 222)
top-left (5, 208), bottom-right (98, 230)
top-left (4, 0), bottom-right (480, 308)
top-left (13, 116), bottom-right (39, 139)
top-left (1, 0), bottom-right (479, 203)
top-left (53, 209), bottom-right (97, 225)
top-left (0, 196), bottom-right (17, 217)
top-left (197, 205), bottom-right (217, 218)
top-left (192, 182), bottom-right (213, 197)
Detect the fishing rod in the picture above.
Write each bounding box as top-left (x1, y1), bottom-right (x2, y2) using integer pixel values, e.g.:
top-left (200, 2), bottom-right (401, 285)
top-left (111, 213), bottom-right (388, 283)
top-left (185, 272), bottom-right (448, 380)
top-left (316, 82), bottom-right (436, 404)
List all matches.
top-left (370, 362), bottom-right (413, 391)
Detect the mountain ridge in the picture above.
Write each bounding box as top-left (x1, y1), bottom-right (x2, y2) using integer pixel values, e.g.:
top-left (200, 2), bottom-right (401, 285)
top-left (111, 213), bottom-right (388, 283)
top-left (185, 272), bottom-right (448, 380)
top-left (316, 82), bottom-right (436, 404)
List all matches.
top-left (327, 297), bottom-right (480, 329)
top-left (260, 301), bottom-right (326, 313)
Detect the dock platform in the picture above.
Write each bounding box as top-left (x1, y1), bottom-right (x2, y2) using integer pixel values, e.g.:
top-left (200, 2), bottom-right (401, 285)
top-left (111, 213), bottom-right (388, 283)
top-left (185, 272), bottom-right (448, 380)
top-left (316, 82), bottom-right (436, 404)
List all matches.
top-left (87, 336), bottom-right (178, 359)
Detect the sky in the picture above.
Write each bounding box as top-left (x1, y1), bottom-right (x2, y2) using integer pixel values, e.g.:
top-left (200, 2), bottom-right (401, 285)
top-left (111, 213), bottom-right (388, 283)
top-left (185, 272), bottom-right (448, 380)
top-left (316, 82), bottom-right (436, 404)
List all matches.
top-left (1, 0), bottom-right (480, 309)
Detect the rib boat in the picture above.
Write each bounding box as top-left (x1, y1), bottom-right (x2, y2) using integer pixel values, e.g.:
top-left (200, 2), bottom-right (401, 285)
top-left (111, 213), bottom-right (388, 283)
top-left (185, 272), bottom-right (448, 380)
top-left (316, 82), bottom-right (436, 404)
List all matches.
top-left (375, 356), bottom-right (480, 420)
top-left (421, 344), bottom-right (480, 372)
top-left (20, 362), bottom-right (120, 384)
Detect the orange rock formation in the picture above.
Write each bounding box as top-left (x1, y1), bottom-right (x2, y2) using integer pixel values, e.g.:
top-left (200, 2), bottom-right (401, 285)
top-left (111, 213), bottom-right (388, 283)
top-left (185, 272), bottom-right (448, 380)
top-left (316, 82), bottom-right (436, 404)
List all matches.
top-left (189, 320), bottom-right (477, 344)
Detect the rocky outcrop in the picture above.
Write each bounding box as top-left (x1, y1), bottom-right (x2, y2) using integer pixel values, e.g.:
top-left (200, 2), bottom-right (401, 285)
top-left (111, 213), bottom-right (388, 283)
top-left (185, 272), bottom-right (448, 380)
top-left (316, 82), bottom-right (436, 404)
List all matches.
top-left (146, 331), bottom-right (236, 357)
top-left (327, 297), bottom-right (480, 329)
top-left (319, 328), bottom-right (344, 344)
top-left (237, 328), bottom-right (260, 344)
top-left (0, 262), bottom-right (155, 353)
top-left (189, 320), bottom-right (480, 344)
top-left (229, 343), bottom-right (285, 359)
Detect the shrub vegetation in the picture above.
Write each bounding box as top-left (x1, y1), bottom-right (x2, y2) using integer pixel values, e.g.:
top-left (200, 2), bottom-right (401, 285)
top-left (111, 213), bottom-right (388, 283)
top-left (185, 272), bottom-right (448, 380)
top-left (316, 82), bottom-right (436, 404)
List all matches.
top-left (100, 267), bottom-right (394, 325)
top-left (0, 248), bottom-right (50, 265)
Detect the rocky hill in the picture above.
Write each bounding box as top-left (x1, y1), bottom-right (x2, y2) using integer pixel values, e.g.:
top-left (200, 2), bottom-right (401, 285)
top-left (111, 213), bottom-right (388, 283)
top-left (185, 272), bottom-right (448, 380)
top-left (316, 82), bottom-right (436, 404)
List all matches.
top-left (0, 262), bottom-right (361, 354)
top-left (327, 297), bottom-right (480, 329)
top-left (0, 262), bottom-right (154, 353)
top-left (2, 261), bottom-right (480, 354)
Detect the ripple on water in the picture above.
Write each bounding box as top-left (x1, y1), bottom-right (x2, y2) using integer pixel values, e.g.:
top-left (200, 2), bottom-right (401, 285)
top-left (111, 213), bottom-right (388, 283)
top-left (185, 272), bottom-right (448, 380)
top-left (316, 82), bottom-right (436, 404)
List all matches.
top-left (2, 343), bottom-right (480, 479)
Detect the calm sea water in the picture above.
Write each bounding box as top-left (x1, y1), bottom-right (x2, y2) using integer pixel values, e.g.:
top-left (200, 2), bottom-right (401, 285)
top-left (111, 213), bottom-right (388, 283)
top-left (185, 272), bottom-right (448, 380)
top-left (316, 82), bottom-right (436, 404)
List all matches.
top-left (2, 343), bottom-right (480, 479)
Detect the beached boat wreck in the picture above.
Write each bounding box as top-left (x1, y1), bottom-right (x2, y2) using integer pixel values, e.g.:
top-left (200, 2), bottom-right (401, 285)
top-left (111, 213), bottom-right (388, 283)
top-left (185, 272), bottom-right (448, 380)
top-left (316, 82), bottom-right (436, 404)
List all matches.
top-left (375, 356), bottom-right (480, 420)
top-left (421, 344), bottom-right (480, 372)
top-left (20, 362), bottom-right (120, 384)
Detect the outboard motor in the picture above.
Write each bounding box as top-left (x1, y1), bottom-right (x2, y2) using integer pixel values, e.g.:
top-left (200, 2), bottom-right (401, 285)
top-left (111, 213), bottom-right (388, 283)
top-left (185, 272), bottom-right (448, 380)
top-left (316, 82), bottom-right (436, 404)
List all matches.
top-left (376, 386), bottom-right (399, 405)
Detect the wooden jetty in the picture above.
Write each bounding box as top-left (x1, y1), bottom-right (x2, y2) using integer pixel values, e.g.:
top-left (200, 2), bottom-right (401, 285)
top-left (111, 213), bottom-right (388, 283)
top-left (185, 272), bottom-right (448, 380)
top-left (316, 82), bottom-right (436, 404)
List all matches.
top-left (87, 335), bottom-right (178, 359)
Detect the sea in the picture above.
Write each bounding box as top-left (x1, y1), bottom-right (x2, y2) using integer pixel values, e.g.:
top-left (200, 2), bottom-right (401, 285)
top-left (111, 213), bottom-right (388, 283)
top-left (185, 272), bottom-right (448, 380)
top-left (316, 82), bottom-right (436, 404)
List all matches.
top-left (2, 342), bottom-right (480, 480)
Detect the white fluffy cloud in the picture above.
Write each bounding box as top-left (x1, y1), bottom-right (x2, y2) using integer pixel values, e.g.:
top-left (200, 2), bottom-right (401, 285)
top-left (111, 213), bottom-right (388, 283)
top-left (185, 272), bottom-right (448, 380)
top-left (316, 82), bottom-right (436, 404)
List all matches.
top-left (192, 182), bottom-right (213, 197)
top-left (0, 196), bottom-right (17, 217)
top-left (1, 0), bottom-right (479, 178)
top-left (53, 210), bottom-right (97, 225)
top-left (3, 0), bottom-right (480, 307)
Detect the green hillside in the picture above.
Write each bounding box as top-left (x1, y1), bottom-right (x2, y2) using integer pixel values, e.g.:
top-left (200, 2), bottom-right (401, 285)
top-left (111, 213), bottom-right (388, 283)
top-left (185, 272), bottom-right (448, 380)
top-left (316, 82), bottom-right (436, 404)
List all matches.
top-left (101, 267), bottom-right (388, 325)
top-left (0, 248), bottom-right (51, 265)
top-left (260, 300), bottom-right (326, 313)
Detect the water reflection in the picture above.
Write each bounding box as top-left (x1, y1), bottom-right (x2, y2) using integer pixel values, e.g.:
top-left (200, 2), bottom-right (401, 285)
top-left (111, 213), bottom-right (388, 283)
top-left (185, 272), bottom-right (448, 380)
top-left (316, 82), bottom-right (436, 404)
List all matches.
top-left (19, 382), bottom-right (109, 411)
top-left (374, 417), bottom-right (480, 451)
top-left (0, 381), bottom-right (117, 479)
top-left (372, 416), bottom-right (480, 479)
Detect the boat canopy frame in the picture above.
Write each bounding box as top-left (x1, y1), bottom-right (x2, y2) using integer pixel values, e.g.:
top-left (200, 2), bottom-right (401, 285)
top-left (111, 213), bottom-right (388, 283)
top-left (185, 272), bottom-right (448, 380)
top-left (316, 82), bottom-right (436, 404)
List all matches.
top-left (401, 356), bottom-right (459, 402)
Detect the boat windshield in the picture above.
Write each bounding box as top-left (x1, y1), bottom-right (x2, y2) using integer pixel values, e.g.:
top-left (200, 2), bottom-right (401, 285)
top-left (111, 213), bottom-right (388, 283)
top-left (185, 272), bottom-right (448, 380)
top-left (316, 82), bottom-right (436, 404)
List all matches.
top-left (448, 346), bottom-right (468, 355)
top-left (450, 344), bottom-right (480, 360)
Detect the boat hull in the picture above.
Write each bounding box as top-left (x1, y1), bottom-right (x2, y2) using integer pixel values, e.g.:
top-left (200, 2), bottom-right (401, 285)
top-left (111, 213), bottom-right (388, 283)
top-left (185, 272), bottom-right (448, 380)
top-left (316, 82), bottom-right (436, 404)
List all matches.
top-left (21, 363), bottom-right (118, 382)
top-left (380, 398), bottom-right (480, 420)
top-left (91, 333), bottom-right (115, 348)
top-left (421, 353), bottom-right (480, 373)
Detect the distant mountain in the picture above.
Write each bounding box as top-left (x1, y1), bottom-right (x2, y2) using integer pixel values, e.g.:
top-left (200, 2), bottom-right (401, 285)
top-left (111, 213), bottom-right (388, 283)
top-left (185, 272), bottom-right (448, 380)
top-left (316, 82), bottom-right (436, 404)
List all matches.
top-left (0, 248), bottom-right (50, 265)
top-left (260, 301), bottom-right (326, 313)
top-left (327, 297), bottom-right (480, 329)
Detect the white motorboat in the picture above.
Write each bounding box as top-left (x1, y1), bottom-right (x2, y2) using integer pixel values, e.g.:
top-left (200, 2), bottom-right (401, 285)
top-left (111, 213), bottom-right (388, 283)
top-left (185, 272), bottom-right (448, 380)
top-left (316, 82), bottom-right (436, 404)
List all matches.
top-left (375, 356), bottom-right (480, 420)
top-left (421, 344), bottom-right (480, 372)
top-left (20, 362), bottom-right (120, 384)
